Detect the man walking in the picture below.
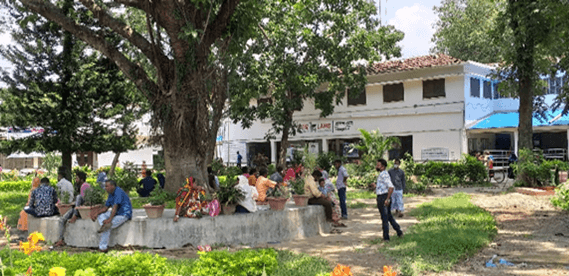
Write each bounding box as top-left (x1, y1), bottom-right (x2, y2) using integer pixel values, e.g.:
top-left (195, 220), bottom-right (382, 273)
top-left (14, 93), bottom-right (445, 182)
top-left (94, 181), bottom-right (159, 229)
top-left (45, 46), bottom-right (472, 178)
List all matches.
top-left (92, 180), bottom-right (132, 253)
top-left (388, 159), bottom-right (406, 217)
top-left (333, 159), bottom-right (349, 219)
top-left (236, 151), bottom-right (243, 167)
top-left (371, 159), bottom-right (403, 242)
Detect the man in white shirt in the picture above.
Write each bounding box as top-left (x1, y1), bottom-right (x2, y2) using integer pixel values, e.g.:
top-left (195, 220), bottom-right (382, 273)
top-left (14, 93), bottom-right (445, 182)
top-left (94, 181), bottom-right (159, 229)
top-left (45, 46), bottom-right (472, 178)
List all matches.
top-left (56, 167), bottom-right (74, 204)
top-left (370, 159), bottom-right (403, 242)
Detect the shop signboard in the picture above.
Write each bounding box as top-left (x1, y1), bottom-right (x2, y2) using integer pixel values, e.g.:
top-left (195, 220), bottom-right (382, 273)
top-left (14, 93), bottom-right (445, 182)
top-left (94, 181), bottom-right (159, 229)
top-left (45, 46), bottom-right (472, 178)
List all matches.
top-left (421, 147), bottom-right (449, 161)
top-left (298, 120), bottom-right (354, 135)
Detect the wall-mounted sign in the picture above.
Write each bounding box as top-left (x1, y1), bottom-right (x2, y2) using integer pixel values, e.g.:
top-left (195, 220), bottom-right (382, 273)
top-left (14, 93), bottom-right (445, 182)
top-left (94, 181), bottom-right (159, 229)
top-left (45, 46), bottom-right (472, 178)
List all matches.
top-left (421, 147), bottom-right (449, 161)
top-left (298, 120), bottom-right (354, 135)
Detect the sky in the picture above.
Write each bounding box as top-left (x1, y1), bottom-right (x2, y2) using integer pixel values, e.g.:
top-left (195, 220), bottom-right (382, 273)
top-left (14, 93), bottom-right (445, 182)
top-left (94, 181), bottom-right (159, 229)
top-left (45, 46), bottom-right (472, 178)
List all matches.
top-left (0, 0), bottom-right (443, 84)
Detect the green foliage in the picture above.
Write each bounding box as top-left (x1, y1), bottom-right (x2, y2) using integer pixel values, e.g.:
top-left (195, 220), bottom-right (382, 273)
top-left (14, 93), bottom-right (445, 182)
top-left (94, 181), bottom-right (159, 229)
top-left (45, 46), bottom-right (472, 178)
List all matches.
top-left (431, 0), bottom-right (505, 63)
top-left (229, 0), bottom-right (403, 163)
top-left (0, 248), bottom-right (328, 276)
top-left (216, 175), bottom-right (245, 206)
top-left (225, 166), bottom-right (244, 177)
top-left (289, 177), bottom-right (305, 195)
top-left (211, 159), bottom-right (225, 175)
top-left (267, 164), bottom-right (276, 176)
top-left (0, 6), bottom-right (144, 170)
top-left (551, 185), bottom-right (569, 211)
top-left (302, 146), bottom-right (317, 172)
top-left (84, 185), bottom-right (106, 206)
top-left (148, 186), bottom-right (170, 206)
top-left (316, 152), bottom-right (344, 171)
top-left (0, 180), bottom-right (35, 193)
top-left (42, 153), bottom-right (62, 174)
top-left (112, 162), bottom-right (139, 193)
top-left (412, 155), bottom-right (486, 187)
top-left (352, 129), bottom-right (400, 163)
top-left (511, 149), bottom-right (568, 187)
top-left (347, 201), bottom-right (369, 209)
top-left (191, 249), bottom-right (278, 276)
top-left (346, 171), bottom-right (377, 189)
top-left (0, 191), bottom-right (28, 226)
top-left (379, 193), bottom-right (497, 275)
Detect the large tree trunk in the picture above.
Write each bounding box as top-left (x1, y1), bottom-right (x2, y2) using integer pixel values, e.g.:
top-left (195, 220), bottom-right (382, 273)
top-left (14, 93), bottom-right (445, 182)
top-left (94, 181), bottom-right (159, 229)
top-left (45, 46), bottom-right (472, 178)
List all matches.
top-left (108, 152), bottom-right (121, 178)
top-left (518, 76), bottom-right (533, 150)
top-left (278, 108), bottom-right (295, 166)
top-left (62, 150), bottom-right (72, 180)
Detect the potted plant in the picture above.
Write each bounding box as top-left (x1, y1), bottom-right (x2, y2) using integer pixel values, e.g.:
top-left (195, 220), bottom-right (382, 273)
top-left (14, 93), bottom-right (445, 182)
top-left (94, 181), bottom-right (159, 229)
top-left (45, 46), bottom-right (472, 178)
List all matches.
top-left (216, 175), bottom-right (245, 215)
top-left (76, 185), bottom-right (106, 219)
top-left (289, 177), bottom-right (309, 206)
top-left (57, 192), bottom-right (74, 216)
top-left (143, 186), bottom-right (169, 218)
top-left (266, 185), bottom-right (290, 211)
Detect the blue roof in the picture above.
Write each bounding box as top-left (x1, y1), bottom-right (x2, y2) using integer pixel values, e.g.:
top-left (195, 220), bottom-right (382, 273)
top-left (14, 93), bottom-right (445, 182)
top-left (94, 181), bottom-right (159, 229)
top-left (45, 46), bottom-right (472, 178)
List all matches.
top-left (470, 110), bottom-right (568, 129)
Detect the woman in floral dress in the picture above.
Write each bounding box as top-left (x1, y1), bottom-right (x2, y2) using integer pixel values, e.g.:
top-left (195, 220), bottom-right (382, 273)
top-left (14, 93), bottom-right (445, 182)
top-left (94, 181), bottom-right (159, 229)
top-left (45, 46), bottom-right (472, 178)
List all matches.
top-left (173, 177), bottom-right (210, 222)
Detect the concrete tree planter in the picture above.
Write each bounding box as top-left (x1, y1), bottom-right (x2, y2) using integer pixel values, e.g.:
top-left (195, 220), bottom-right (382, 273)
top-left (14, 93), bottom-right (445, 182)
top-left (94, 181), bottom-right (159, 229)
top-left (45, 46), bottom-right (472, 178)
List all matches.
top-left (143, 204), bottom-right (165, 218)
top-left (76, 205), bottom-right (103, 220)
top-left (292, 194), bottom-right (309, 206)
top-left (266, 197), bottom-right (288, 211)
top-left (57, 203), bottom-right (74, 216)
top-left (221, 204), bottom-right (237, 215)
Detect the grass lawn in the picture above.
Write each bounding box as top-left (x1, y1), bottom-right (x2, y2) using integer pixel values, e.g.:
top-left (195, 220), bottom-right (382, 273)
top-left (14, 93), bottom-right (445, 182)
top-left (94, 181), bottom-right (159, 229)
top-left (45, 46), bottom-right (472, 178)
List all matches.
top-left (0, 191), bottom-right (28, 226)
top-left (376, 193), bottom-right (497, 276)
top-left (346, 189), bottom-right (376, 200)
top-left (347, 201), bottom-right (369, 209)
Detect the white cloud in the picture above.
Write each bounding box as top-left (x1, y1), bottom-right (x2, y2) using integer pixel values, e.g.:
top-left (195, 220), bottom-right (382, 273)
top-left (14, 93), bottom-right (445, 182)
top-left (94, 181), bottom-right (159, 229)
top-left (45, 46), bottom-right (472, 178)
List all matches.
top-left (387, 4), bottom-right (437, 58)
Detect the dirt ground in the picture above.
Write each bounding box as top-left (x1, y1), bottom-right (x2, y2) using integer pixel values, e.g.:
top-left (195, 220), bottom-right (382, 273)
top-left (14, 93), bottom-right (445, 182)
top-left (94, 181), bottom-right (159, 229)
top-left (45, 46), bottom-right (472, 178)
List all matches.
top-left (2, 181), bottom-right (568, 276)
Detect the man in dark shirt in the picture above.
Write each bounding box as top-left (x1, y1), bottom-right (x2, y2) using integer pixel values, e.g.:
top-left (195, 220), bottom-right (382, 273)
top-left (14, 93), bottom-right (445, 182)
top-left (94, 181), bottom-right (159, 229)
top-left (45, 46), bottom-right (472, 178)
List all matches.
top-left (92, 180), bottom-right (132, 252)
top-left (137, 169), bottom-right (157, 197)
top-left (269, 165), bottom-right (285, 184)
top-left (24, 177), bottom-right (58, 217)
top-left (388, 159), bottom-right (406, 217)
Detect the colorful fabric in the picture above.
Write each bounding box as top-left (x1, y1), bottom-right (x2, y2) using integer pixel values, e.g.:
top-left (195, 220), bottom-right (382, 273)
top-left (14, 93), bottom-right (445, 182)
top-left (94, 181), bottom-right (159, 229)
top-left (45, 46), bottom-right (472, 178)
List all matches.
top-left (175, 177), bottom-right (209, 218)
top-left (336, 166), bottom-right (349, 189)
top-left (255, 176), bottom-right (276, 202)
top-left (391, 190), bottom-right (404, 212)
top-left (318, 183), bottom-right (340, 221)
top-left (105, 186), bottom-right (132, 219)
top-left (29, 184), bottom-right (58, 217)
top-left (248, 175), bottom-right (257, 187)
top-left (283, 168), bottom-right (295, 182)
top-left (375, 170), bottom-right (394, 195)
top-left (79, 182), bottom-right (91, 198)
top-left (208, 200), bottom-right (221, 217)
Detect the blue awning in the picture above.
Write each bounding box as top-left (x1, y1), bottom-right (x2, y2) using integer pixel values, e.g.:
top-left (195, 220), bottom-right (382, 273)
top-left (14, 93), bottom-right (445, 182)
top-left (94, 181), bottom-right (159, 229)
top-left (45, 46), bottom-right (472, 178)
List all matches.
top-left (469, 110), bottom-right (567, 129)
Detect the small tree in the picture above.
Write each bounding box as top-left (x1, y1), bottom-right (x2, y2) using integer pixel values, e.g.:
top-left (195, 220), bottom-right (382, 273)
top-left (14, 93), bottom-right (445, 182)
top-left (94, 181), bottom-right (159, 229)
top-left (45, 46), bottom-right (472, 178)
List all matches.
top-left (352, 129), bottom-right (400, 172)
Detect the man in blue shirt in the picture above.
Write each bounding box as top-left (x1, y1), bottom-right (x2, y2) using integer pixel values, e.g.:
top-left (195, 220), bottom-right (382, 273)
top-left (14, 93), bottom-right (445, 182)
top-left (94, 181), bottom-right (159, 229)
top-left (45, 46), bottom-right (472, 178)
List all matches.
top-left (137, 170), bottom-right (157, 197)
top-left (237, 151), bottom-right (243, 167)
top-left (92, 180), bottom-right (132, 252)
top-left (370, 159), bottom-right (403, 242)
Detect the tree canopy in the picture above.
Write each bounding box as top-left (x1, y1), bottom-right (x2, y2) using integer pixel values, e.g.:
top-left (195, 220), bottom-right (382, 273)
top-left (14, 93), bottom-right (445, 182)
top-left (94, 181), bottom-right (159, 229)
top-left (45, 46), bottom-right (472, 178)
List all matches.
top-left (0, 2), bottom-right (145, 173)
top-left (8, 0), bottom-right (264, 191)
top-left (229, 0), bottom-right (403, 164)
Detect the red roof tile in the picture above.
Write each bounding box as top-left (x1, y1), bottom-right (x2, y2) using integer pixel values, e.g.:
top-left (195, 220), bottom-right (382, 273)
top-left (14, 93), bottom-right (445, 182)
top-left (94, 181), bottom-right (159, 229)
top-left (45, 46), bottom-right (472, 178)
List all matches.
top-left (368, 54), bottom-right (463, 75)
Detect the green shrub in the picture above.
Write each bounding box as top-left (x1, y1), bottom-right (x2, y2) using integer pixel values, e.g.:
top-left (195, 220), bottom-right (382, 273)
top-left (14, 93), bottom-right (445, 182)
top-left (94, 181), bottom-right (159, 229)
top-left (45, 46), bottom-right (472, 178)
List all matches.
top-left (225, 166), bottom-right (243, 177)
top-left (191, 249), bottom-right (278, 276)
top-left (316, 152), bottom-right (344, 171)
top-left (111, 162), bottom-right (139, 193)
top-left (268, 164), bottom-right (276, 175)
top-left (551, 185), bottom-right (569, 211)
top-left (511, 149), bottom-right (566, 187)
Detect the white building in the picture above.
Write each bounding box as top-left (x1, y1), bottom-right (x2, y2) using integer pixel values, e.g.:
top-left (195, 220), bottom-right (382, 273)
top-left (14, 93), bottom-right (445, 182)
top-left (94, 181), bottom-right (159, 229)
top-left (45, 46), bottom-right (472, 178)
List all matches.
top-left (218, 54), bottom-right (569, 165)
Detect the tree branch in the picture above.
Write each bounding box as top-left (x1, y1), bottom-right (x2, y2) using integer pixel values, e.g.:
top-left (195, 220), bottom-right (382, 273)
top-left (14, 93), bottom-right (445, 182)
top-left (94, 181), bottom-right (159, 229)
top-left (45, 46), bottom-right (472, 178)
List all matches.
top-left (21, 0), bottom-right (159, 100)
top-left (203, 0), bottom-right (241, 46)
top-left (77, 0), bottom-right (170, 69)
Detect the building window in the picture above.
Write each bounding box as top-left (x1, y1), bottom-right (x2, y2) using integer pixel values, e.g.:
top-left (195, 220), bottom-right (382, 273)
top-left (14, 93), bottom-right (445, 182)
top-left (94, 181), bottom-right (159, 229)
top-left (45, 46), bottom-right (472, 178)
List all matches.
top-left (493, 82), bottom-right (501, 99)
top-left (347, 88), bottom-right (367, 106)
top-left (423, 79), bottom-right (445, 99)
top-left (549, 76), bottom-right (563, 94)
top-left (383, 83), bottom-right (404, 103)
top-left (483, 81), bottom-right (492, 99)
top-left (470, 78), bottom-right (480, 98)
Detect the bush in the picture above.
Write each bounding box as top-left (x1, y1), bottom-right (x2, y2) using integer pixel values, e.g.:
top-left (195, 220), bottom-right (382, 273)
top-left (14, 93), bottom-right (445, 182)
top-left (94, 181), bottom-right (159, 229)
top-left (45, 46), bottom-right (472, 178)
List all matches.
top-left (268, 164), bottom-right (276, 176)
top-left (346, 171), bottom-right (377, 189)
top-left (111, 162), bottom-right (139, 193)
top-left (551, 184), bottom-right (569, 211)
top-left (511, 149), bottom-right (568, 187)
top-left (316, 152), bottom-right (344, 171)
top-left (410, 155), bottom-right (486, 187)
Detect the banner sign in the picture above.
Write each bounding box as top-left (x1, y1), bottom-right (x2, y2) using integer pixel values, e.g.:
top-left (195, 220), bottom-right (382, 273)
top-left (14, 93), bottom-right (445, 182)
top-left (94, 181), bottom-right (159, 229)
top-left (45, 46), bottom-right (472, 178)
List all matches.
top-left (421, 147), bottom-right (449, 161)
top-left (298, 120), bottom-right (354, 135)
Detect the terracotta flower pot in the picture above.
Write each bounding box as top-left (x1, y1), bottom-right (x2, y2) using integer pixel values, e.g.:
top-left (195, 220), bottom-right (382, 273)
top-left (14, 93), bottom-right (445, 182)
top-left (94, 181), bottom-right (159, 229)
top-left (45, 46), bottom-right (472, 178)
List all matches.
top-left (221, 203), bottom-right (237, 215)
top-left (143, 204), bottom-right (165, 218)
top-left (57, 203), bottom-right (74, 216)
top-left (292, 194), bottom-right (309, 206)
top-left (266, 197), bottom-right (288, 211)
top-left (75, 205), bottom-right (103, 220)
